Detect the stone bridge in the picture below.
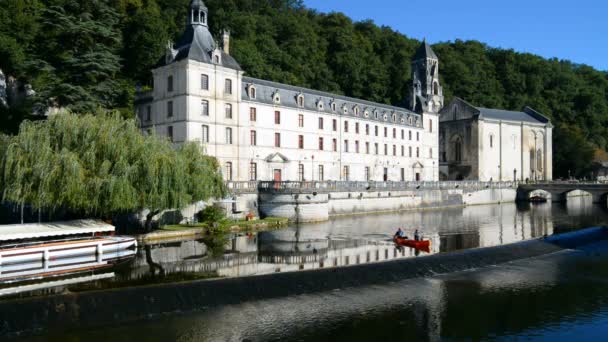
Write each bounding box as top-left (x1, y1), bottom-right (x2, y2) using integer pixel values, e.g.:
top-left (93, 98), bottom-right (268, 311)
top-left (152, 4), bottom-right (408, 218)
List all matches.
top-left (517, 182), bottom-right (608, 204)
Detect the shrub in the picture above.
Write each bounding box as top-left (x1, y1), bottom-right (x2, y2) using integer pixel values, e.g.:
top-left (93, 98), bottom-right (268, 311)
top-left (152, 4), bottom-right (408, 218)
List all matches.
top-left (197, 205), bottom-right (225, 224)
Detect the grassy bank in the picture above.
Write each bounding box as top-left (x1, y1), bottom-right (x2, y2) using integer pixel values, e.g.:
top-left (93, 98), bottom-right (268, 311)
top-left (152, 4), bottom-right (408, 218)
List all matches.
top-left (162, 217), bottom-right (289, 233)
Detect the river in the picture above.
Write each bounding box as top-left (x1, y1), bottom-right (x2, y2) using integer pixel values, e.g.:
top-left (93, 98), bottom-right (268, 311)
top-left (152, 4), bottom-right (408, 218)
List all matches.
top-left (7, 198), bottom-right (608, 341)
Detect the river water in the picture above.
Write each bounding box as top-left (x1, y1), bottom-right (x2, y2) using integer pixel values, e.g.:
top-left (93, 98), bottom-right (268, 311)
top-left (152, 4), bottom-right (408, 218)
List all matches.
top-left (8, 198), bottom-right (608, 340)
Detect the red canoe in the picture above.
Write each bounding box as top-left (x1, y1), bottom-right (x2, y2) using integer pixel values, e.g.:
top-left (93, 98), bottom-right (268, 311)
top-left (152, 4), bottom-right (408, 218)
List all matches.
top-left (393, 237), bottom-right (431, 252)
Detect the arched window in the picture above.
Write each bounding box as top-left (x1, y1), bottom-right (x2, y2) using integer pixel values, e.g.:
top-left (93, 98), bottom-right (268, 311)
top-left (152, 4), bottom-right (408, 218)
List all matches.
top-left (530, 149), bottom-right (536, 172)
top-left (489, 134), bottom-right (494, 148)
top-left (433, 81), bottom-right (439, 95)
top-left (297, 94), bottom-right (304, 108)
top-left (537, 149), bottom-right (543, 171)
top-left (453, 136), bottom-right (463, 162)
top-left (249, 86), bottom-right (256, 99)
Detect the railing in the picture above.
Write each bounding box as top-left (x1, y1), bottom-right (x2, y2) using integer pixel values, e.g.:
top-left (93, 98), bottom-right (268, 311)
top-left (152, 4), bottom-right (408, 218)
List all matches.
top-left (225, 180), bottom-right (519, 194)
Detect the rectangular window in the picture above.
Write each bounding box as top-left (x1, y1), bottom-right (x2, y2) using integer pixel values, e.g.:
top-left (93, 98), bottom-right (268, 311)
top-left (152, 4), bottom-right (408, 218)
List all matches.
top-left (409, 131), bottom-right (412, 141)
top-left (275, 111), bottom-right (281, 125)
top-left (355, 140), bottom-right (360, 153)
top-left (201, 100), bottom-right (209, 116)
top-left (319, 137), bottom-right (324, 151)
top-left (343, 166), bottom-right (350, 181)
top-left (250, 107), bottom-right (257, 122)
top-left (201, 74), bottom-right (209, 90)
top-left (401, 168), bottom-right (405, 182)
top-left (333, 119), bottom-right (337, 131)
top-left (225, 79), bottom-right (232, 94)
top-left (365, 167), bottom-right (370, 181)
top-left (409, 146), bottom-right (413, 157)
top-left (365, 142), bottom-right (370, 154)
top-left (167, 75), bottom-right (173, 92)
top-left (355, 122), bottom-right (360, 134)
top-left (366, 124), bottom-right (370, 135)
top-left (393, 128), bottom-right (396, 139)
top-left (375, 143), bottom-right (379, 155)
top-left (384, 127), bottom-right (388, 138)
top-left (298, 164), bottom-right (305, 181)
top-left (225, 162), bottom-right (233, 181)
top-left (167, 101), bottom-right (173, 117)
top-left (344, 121), bottom-right (349, 133)
top-left (226, 127), bottom-right (232, 144)
top-left (146, 106), bottom-right (151, 121)
top-left (332, 139), bottom-right (337, 152)
top-left (167, 126), bottom-right (173, 142)
top-left (318, 117), bottom-right (324, 130)
top-left (429, 119), bottom-right (433, 133)
top-left (375, 126), bottom-right (378, 136)
top-left (401, 145), bottom-right (404, 157)
top-left (202, 125), bottom-right (209, 143)
top-left (225, 104), bottom-right (232, 119)
top-left (298, 135), bottom-right (304, 149)
top-left (318, 165), bottom-right (324, 181)
top-left (250, 130), bottom-right (257, 146)
top-left (275, 133), bottom-right (281, 147)
top-left (401, 129), bottom-right (404, 140)
top-left (384, 144), bottom-right (388, 155)
top-left (249, 163), bottom-right (257, 181)
top-left (429, 148), bottom-right (433, 158)
top-left (393, 145), bottom-right (396, 156)
top-left (344, 139), bottom-right (349, 153)
top-left (416, 147), bottom-right (420, 158)
top-left (298, 114), bottom-right (304, 128)
top-left (417, 132), bottom-right (420, 141)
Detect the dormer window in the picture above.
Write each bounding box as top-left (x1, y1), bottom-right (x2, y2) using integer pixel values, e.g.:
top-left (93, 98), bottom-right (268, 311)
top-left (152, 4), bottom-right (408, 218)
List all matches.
top-left (354, 106), bottom-right (360, 116)
top-left (343, 105), bottom-right (348, 115)
top-left (317, 100), bottom-right (324, 111)
top-left (392, 113), bottom-right (397, 122)
top-left (374, 110), bottom-right (379, 119)
top-left (383, 113), bottom-right (388, 121)
top-left (214, 54), bottom-right (220, 64)
top-left (408, 117), bottom-right (413, 125)
top-left (249, 86), bottom-right (256, 99)
top-left (331, 101), bottom-right (337, 112)
top-left (297, 94), bottom-right (305, 108)
top-left (364, 110), bottom-right (369, 118)
top-left (273, 91), bottom-right (281, 104)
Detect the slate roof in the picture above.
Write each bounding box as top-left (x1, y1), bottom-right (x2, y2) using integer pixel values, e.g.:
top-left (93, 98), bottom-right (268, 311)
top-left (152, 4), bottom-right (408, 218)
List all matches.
top-left (413, 40), bottom-right (438, 60)
top-left (476, 107), bottom-right (550, 124)
top-left (242, 76), bottom-right (422, 128)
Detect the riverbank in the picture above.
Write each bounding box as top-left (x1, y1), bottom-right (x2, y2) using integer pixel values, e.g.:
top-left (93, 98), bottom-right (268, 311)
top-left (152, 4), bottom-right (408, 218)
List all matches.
top-left (137, 217), bottom-right (289, 244)
top-left (2, 226), bottom-right (606, 338)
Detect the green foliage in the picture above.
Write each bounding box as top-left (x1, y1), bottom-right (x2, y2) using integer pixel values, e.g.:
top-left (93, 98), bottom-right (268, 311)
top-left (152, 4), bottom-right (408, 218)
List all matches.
top-left (0, 112), bottom-right (225, 217)
top-left (1, 0), bottom-right (608, 176)
top-left (196, 206), bottom-right (226, 224)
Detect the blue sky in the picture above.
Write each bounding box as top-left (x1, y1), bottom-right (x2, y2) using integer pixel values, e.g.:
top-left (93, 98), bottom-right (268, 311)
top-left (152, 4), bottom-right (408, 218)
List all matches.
top-left (303, 0), bottom-right (608, 71)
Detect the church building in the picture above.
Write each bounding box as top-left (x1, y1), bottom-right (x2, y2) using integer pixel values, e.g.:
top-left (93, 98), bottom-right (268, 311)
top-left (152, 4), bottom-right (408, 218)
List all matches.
top-left (136, 0), bottom-right (440, 182)
top-left (438, 98), bottom-right (553, 181)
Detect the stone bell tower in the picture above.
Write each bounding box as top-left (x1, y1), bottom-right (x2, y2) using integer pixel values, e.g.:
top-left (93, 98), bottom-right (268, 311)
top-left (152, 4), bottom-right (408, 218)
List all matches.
top-left (411, 40), bottom-right (444, 114)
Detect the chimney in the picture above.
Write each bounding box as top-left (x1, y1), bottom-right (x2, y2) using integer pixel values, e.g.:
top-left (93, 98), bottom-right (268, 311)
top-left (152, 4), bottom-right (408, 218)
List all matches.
top-left (222, 30), bottom-right (230, 55)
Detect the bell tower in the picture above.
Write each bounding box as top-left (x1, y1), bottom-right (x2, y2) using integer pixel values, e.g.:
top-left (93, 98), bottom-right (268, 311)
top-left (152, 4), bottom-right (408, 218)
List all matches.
top-left (411, 40), bottom-right (443, 114)
top-left (189, 0), bottom-right (208, 27)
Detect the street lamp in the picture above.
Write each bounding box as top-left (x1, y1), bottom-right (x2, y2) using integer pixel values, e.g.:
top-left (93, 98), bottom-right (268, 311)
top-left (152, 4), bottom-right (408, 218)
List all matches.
top-left (311, 155), bottom-right (315, 182)
top-left (513, 168), bottom-right (517, 182)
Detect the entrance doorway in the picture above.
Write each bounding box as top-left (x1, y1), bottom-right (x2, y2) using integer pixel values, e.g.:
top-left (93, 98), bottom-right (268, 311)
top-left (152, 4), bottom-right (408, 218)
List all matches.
top-left (415, 172), bottom-right (421, 181)
top-left (383, 168), bottom-right (388, 182)
top-left (273, 169), bottom-right (282, 182)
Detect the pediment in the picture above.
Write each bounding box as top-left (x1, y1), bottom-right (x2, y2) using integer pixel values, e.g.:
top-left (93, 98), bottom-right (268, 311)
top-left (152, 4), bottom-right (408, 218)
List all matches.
top-left (412, 162), bottom-right (424, 169)
top-left (266, 152), bottom-right (289, 163)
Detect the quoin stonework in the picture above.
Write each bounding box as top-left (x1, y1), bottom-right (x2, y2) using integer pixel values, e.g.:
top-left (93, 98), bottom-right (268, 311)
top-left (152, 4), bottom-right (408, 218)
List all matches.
top-left (135, 0), bottom-right (552, 183)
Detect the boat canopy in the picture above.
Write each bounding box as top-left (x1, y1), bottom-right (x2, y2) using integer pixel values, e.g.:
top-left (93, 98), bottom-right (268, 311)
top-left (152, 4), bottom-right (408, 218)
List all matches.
top-left (0, 220), bottom-right (115, 242)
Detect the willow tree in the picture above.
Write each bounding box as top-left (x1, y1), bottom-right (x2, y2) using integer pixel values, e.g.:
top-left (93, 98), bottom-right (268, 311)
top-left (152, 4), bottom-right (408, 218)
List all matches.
top-left (0, 112), bottom-right (225, 226)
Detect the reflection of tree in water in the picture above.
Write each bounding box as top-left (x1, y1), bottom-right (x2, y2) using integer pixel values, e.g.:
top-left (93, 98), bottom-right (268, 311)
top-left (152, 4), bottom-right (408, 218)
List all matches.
top-left (145, 245), bottom-right (164, 277)
top-left (202, 233), bottom-right (228, 258)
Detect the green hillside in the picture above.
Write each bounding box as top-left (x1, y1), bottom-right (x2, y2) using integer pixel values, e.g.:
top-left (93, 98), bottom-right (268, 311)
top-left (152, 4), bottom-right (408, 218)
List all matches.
top-left (1, 0), bottom-right (606, 177)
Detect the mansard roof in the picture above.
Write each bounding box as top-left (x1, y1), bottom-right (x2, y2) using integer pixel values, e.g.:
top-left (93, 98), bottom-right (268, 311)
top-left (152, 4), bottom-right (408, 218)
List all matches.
top-left (413, 40), bottom-right (438, 60)
top-left (440, 97), bottom-right (551, 125)
top-left (242, 76), bottom-right (422, 128)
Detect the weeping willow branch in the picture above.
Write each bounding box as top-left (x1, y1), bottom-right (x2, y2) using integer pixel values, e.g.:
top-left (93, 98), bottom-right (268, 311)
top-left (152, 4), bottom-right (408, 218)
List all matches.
top-left (0, 111), bottom-right (225, 219)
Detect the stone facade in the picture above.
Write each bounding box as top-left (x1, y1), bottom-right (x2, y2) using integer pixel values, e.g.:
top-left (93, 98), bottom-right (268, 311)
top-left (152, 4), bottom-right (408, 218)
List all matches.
top-left (136, 0), bottom-right (440, 182)
top-left (439, 98), bottom-right (553, 182)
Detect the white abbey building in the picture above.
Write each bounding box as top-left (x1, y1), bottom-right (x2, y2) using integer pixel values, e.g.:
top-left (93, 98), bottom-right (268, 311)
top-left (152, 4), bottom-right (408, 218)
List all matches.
top-left (136, 0), bottom-right (552, 183)
top-left (136, 0), bottom-right (440, 182)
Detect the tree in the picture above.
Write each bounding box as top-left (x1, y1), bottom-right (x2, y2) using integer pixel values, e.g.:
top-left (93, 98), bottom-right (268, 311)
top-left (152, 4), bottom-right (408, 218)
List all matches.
top-left (553, 124), bottom-right (595, 178)
top-left (0, 112), bottom-right (225, 227)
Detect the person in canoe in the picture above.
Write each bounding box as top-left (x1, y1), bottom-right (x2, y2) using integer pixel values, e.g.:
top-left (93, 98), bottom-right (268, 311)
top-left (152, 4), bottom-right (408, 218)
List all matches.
top-left (414, 229), bottom-right (420, 241)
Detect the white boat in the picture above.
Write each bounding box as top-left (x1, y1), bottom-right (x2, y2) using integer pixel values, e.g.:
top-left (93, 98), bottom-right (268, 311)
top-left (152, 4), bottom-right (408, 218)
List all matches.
top-left (0, 220), bottom-right (137, 266)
